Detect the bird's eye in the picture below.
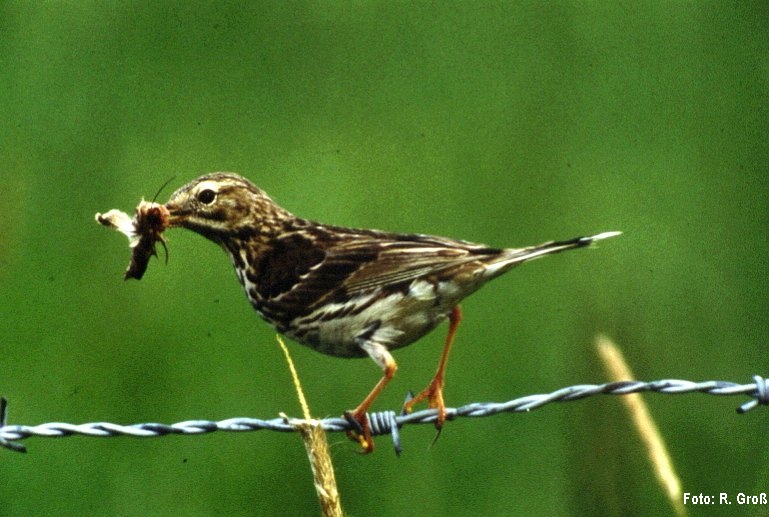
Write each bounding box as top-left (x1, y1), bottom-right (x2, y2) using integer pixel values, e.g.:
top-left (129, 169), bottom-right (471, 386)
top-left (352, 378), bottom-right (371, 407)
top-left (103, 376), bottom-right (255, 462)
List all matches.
top-left (197, 189), bottom-right (216, 205)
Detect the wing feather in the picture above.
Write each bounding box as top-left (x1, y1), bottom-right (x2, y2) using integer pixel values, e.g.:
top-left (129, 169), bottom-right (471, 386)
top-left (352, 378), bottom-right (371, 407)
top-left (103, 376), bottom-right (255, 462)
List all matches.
top-left (260, 226), bottom-right (503, 314)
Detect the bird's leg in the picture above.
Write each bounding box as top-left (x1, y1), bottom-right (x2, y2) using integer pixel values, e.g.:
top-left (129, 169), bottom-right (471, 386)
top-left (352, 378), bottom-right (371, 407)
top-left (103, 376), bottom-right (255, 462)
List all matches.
top-left (345, 343), bottom-right (398, 453)
top-left (402, 305), bottom-right (462, 433)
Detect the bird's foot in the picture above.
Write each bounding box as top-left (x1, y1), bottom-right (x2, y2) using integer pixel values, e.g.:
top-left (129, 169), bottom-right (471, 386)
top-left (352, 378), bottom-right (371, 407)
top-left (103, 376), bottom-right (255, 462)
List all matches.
top-left (402, 376), bottom-right (447, 431)
top-left (344, 409), bottom-right (375, 453)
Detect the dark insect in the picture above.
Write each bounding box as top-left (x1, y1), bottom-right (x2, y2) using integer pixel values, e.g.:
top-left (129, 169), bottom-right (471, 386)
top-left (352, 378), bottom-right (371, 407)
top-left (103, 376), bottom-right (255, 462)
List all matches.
top-left (96, 201), bottom-right (171, 280)
top-left (125, 202), bottom-right (171, 280)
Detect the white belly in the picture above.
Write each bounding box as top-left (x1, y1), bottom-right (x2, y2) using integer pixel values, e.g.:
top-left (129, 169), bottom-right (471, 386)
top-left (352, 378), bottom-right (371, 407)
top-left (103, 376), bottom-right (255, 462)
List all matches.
top-left (286, 279), bottom-right (459, 358)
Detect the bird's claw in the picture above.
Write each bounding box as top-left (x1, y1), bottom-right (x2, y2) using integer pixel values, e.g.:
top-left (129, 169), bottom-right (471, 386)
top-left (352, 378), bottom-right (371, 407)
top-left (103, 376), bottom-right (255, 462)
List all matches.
top-left (402, 378), bottom-right (447, 430)
top-left (344, 410), bottom-right (374, 453)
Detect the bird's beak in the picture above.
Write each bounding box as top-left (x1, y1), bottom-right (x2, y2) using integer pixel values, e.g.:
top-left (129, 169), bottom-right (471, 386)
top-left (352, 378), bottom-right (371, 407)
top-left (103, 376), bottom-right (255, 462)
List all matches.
top-left (164, 199), bottom-right (189, 228)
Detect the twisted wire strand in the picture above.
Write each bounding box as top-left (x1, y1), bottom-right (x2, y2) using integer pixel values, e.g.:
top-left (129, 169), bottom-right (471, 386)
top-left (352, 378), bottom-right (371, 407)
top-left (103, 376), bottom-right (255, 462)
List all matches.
top-left (2, 375), bottom-right (767, 454)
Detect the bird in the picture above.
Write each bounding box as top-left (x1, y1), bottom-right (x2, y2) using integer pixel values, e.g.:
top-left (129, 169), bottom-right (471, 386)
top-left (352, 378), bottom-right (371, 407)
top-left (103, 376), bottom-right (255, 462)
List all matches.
top-left (162, 172), bottom-right (619, 452)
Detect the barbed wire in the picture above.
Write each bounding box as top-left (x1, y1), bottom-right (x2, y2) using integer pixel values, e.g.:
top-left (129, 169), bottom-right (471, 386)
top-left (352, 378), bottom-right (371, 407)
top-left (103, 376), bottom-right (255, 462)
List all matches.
top-left (2, 375), bottom-right (767, 455)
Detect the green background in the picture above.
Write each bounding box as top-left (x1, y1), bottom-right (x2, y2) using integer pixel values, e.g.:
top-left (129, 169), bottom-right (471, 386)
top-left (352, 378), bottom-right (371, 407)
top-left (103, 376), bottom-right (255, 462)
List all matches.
top-left (2, 2), bottom-right (768, 515)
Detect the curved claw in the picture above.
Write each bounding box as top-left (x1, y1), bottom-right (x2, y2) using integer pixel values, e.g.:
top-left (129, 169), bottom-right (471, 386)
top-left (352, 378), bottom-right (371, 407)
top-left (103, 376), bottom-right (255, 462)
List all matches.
top-left (344, 410), bottom-right (374, 453)
top-left (402, 377), bottom-right (447, 429)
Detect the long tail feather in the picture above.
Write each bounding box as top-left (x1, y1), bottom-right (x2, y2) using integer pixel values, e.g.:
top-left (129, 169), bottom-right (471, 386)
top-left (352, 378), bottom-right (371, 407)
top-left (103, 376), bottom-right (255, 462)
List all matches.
top-left (485, 231), bottom-right (622, 277)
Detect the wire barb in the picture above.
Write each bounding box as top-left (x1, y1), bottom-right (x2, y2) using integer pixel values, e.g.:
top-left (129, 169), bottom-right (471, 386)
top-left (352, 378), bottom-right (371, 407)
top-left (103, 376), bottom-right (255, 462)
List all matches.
top-left (0, 397), bottom-right (27, 453)
top-left (1, 375), bottom-right (766, 455)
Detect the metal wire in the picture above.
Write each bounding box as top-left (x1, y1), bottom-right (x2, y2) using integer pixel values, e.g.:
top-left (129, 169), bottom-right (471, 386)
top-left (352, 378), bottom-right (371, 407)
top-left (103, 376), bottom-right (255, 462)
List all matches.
top-left (2, 375), bottom-right (767, 454)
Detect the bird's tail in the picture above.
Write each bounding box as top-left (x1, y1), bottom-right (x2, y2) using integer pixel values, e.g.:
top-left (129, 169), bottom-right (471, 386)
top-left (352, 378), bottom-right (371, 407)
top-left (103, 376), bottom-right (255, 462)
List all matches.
top-left (485, 231), bottom-right (621, 277)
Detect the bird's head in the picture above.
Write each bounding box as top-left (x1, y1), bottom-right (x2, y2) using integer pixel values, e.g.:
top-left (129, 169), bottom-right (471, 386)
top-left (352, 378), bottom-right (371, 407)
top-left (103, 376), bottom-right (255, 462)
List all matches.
top-left (165, 173), bottom-right (293, 243)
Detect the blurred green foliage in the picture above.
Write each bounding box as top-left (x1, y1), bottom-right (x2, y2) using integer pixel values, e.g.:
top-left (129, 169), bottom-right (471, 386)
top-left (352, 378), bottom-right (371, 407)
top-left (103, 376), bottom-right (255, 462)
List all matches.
top-left (2, 2), bottom-right (768, 515)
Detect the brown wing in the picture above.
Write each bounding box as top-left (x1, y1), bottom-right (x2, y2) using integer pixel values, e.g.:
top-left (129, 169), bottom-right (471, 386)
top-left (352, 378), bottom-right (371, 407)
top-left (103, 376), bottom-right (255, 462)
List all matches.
top-left (254, 227), bottom-right (502, 318)
top-left (339, 238), bottom-right (499, 294)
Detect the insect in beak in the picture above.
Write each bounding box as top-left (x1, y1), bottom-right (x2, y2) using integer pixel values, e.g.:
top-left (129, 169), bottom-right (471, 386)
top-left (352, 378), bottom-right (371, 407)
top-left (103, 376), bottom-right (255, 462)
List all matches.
top-left (96, 201), bottom-right (171, 280)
